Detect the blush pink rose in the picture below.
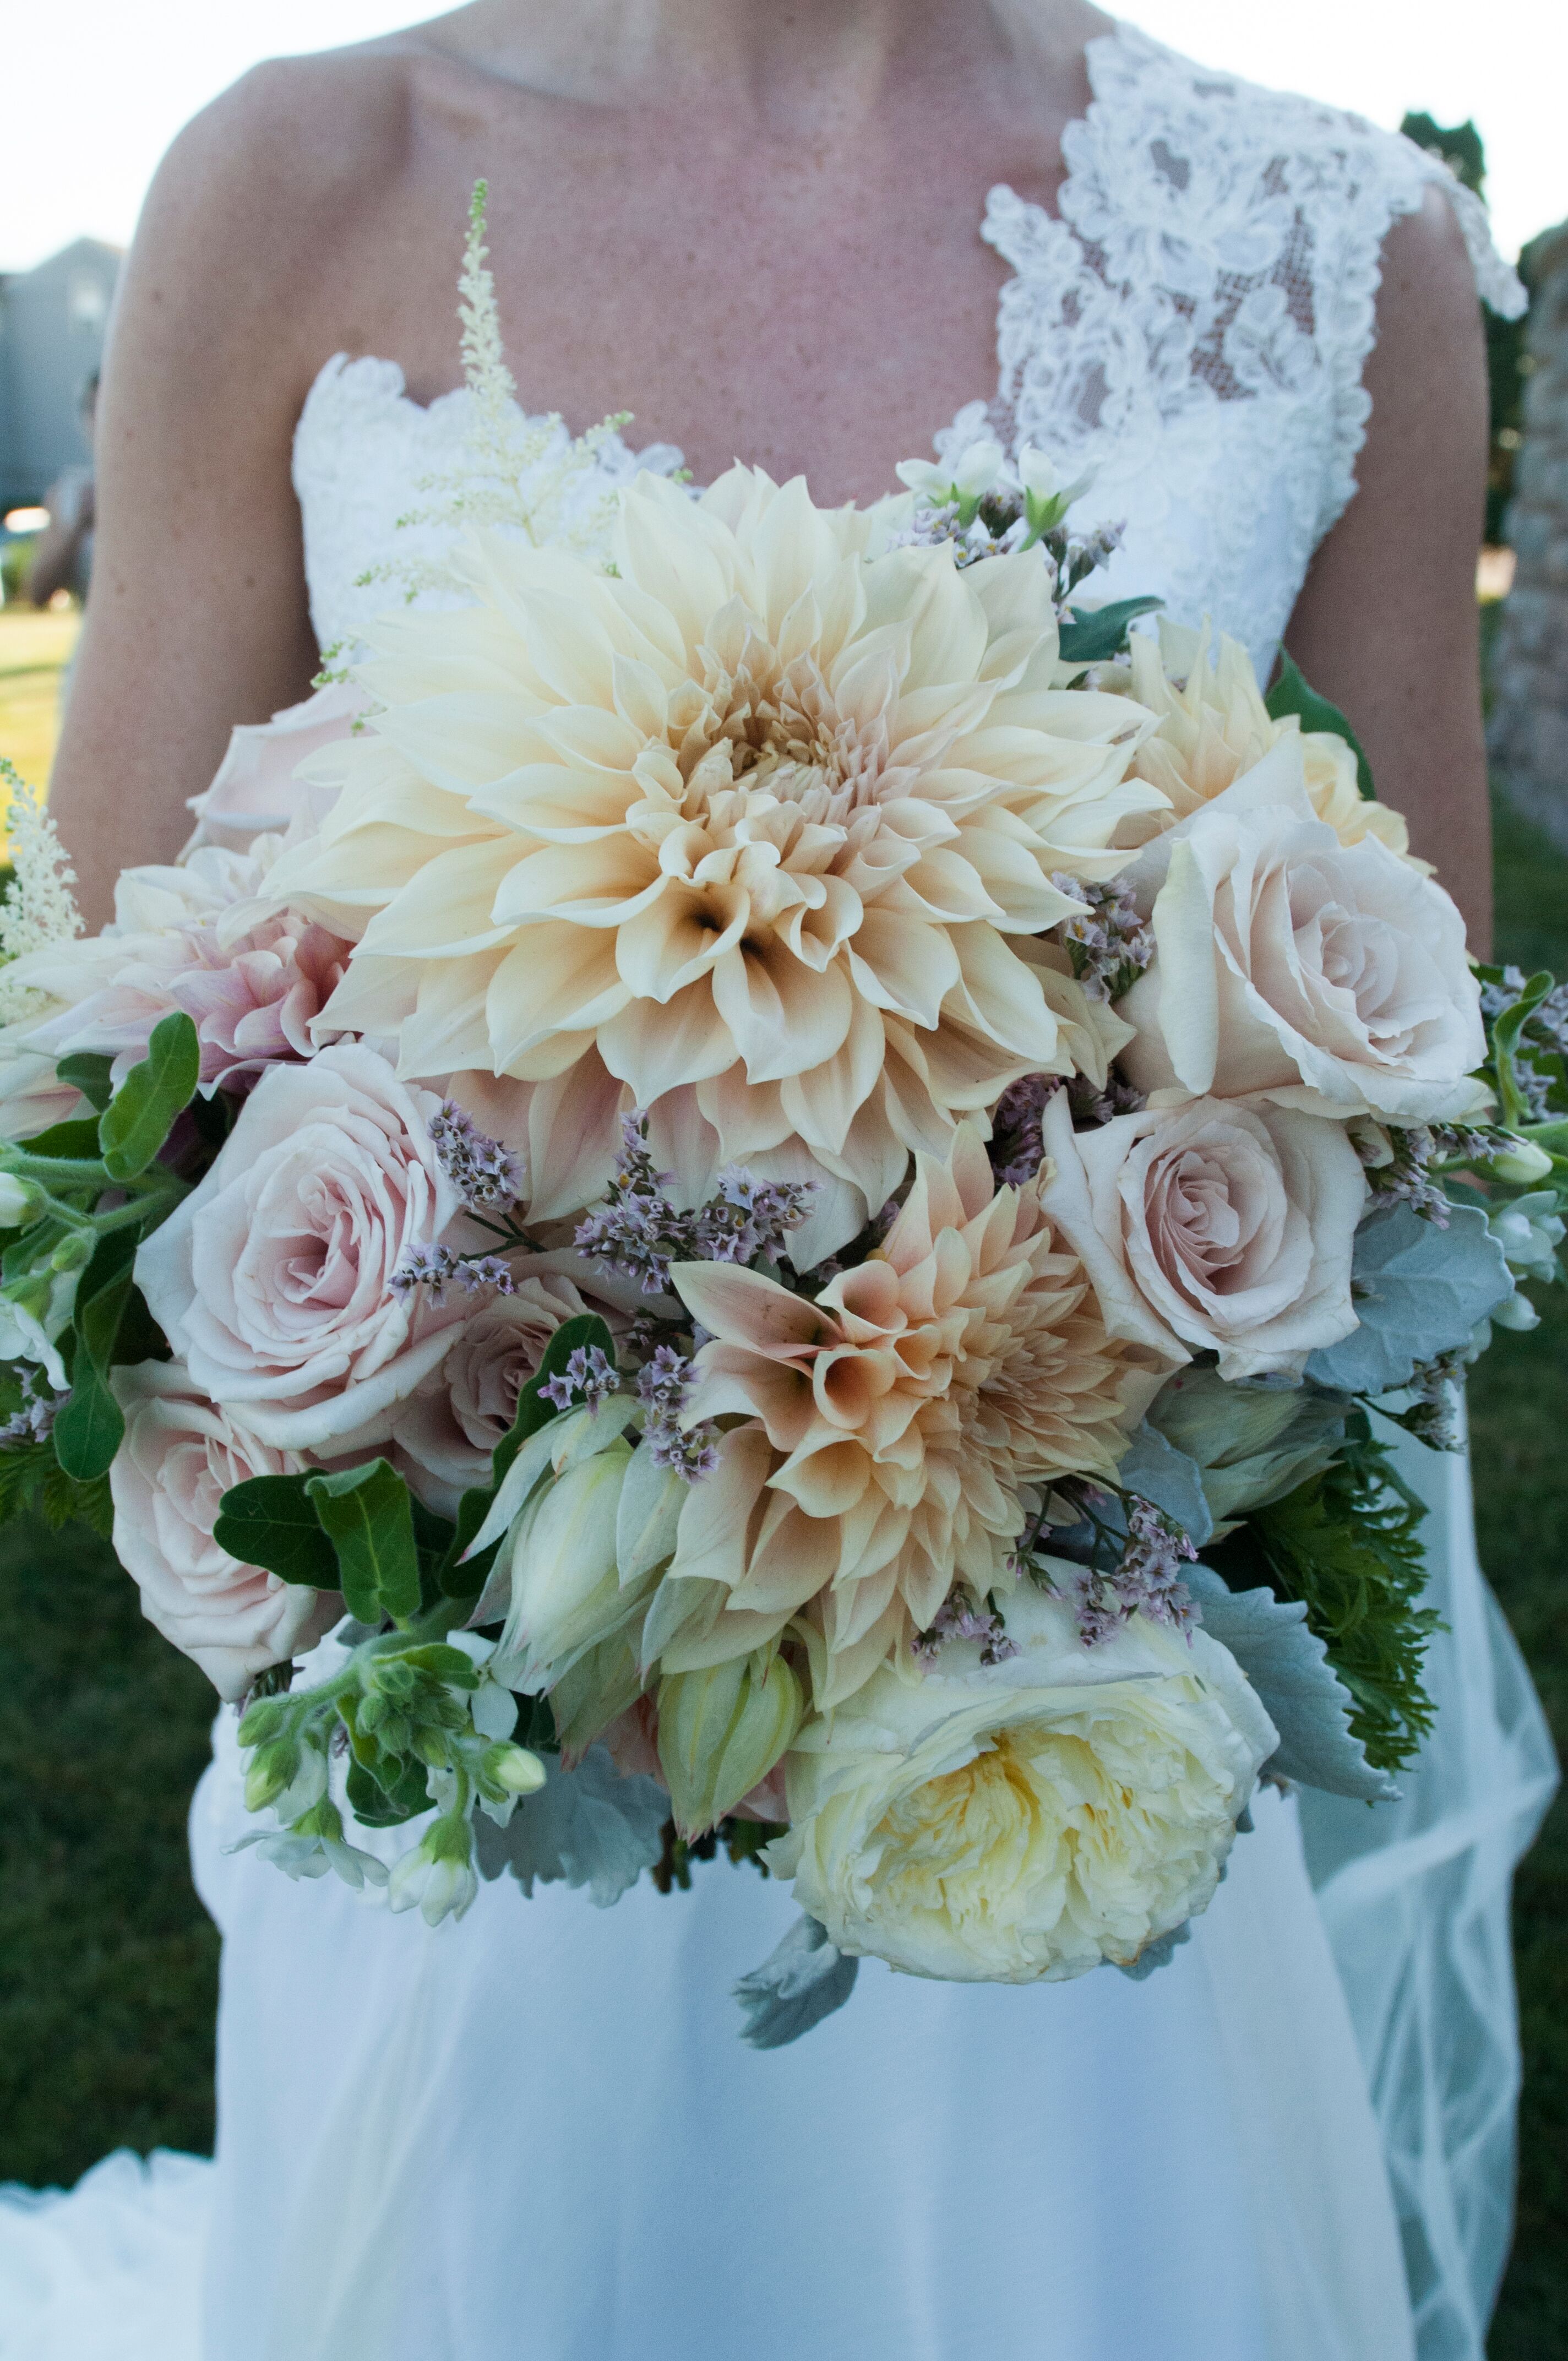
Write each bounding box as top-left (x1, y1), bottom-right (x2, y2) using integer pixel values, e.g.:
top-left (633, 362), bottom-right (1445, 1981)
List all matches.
top-left (135, 1043), bottom-right (469, 1450)
top-left (1115, 743), bottom-right (1487, 1123)
top-left (387, 1271), bottom-right (596, 1514)
top-left (1039, 1086), bottom-right (1366, 1380)
top-left (183, 681), bottom-right (366, 857)
top-left (0, 845), bottom-right (353, 1100)
top-left (109, 1359), bottom-right (342, 1700)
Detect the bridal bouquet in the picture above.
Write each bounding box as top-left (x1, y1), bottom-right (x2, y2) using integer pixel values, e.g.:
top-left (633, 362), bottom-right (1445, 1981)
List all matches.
top-left (1, 196), bottom-right (1562, 2043)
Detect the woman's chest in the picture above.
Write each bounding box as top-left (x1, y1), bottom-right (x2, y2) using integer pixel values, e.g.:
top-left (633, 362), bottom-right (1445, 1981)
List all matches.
top-left (322, 97), bottom-right (1071, 505)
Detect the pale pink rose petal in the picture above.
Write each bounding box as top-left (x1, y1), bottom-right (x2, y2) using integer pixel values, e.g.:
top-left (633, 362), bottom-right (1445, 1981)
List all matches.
top-left (110, 1359), bottom-right (342, 1700)
top-left (135, 1043), bottom-right (471, 1452)
top-left (184, 681), bottom-right (367, 857)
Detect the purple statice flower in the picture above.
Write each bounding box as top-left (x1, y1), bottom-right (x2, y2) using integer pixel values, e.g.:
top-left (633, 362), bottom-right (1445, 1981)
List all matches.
top-left (692, 1168), bottom-right (813, 1266)
top-left (1055, 521), bottom-right (1125, 607)
top-left (912, 1588), bottom-right (1020, 1669)
top-left (987, 1073), bottom-right (1062, 1188)
top-left (575, 1114), bottom-right (813, 1294)
top-left (391, 1243), bottom-right (516, 1299)
top-left (1066, 1070), bottom-right (1146, 1127)
top-left (0, 1378), bottom-right (65, 1448)
top-left (540, 1345), bottom-right (620, 1415)
top-left (1359, 1124), bottom-right (1451, 1227)
top-left (1066, 1495), bottom-right (1198, 1647)
top-left (634, 1345), bottom-right (720, 1482)
top-left (885, 495), bottom-right (1031, 569)
top-left (427, 1102), bottom-right (526, 1214)
top-left (1049, 873), bottom-right (1155, 1004)
top-left (573, 1114), bottom-right (699, 1296)
top-left (1430, 1124), bottom-right (1499, 1167)
top-left (1401, 1351), bottom-right (1466, 1451)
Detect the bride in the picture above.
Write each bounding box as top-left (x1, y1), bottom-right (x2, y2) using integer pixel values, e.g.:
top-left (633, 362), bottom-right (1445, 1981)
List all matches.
top-left (19, 4), bottom-right (1556, 2357)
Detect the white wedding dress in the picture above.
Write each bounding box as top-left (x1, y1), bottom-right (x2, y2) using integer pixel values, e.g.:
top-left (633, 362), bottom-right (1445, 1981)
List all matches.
top-left (1, 27), bottom-right (1556, 2361)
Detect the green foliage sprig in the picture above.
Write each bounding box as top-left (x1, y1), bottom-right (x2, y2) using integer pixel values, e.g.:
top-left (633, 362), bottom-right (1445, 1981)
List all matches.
top-left (219, 1316), bottom-right (624, 1911)
top-left (1204, 1415), bottom-right (1440, 1775)
top-left (0, 1014), bottom-right (204, 1493)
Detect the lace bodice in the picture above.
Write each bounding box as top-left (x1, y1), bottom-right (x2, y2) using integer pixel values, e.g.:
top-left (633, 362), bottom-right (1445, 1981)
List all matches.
top-left (293, 20), bottom-right (1522, 681)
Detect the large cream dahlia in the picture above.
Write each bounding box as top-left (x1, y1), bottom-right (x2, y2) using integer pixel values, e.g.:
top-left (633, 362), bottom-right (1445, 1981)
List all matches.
top-left (264, 469), bottom-right (1164, 1257)
top-left (659, 1126), bottom-right (1153, 1707)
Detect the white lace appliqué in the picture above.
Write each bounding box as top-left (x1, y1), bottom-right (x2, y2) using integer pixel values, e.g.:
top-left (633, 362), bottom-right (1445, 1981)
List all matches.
top-left (940, 24), bottom-right (1523, 674)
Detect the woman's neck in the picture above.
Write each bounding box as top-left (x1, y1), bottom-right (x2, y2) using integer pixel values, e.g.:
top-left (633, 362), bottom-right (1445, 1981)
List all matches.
top-left (415, 0), bottom-right (1116, 133)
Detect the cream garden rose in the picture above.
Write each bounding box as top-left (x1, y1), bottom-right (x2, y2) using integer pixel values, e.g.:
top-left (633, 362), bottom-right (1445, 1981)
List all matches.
top-left (1037, 1085), bottom-right (1365, 1379)
top-left (261, 465), bottom-right (1167, 1258)
top-left (109, 1359), bottom-right (341, 1700)
top-left (136, 1043), bottom-right (469, 1450)
top-left (1114, 743), bottom-right (1487, 1122)
top-left (768, 1581), bottom-right (1276, 1982)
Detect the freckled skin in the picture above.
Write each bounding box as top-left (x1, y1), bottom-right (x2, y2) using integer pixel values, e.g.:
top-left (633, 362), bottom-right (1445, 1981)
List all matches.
top-left (51, 0), bottom-right (1490, 947)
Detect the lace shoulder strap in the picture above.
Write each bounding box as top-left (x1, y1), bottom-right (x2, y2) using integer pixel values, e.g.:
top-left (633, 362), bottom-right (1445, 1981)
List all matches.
top-left (983, 24), bottom-right (1526, 548)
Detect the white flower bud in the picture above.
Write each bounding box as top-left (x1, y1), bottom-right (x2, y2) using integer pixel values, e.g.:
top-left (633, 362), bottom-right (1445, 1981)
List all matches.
top-left (1488, 1136), bottom-right (1555, 1184)
top-left (658, 1649), bottom-right (804, 1838)
top-left (484, 1741), bottom-right (547, 1796)
top-left (1017, 444), bottom-right (1095, 535)
top-left (1491, 1286), bottom-right (1542, 1332)
top-left (1488, 1190), bottom-right (1566, 1282)
top-left (0, 1173), bottom-right (45, 1227)
top-left (388, 1817), bottom-right (479, 1926)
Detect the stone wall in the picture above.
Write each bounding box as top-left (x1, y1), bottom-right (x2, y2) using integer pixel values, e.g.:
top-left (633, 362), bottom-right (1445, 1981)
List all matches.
top-left (1488, 221), bottom-right (1568, 846)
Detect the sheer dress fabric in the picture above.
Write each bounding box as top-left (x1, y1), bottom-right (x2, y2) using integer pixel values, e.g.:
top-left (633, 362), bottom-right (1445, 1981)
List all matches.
top-left (1, 25), bottom-right (1551, 2361)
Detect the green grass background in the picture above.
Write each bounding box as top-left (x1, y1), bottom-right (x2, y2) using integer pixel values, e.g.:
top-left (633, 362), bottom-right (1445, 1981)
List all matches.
top-left (0, 789), bottom-right (1562, 2354)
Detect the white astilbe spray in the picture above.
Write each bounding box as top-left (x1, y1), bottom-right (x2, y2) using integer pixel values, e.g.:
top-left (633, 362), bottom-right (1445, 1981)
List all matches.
top-left (0, 758), bottom-right (83, 1020)
top-left (360, 181), bottom-right (634, 604)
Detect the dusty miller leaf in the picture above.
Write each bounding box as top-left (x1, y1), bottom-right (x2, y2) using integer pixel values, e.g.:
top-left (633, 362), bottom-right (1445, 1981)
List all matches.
top-left (1304, 1203), bottom-right (1513, 1395)
top-left (1186, 1563), bottom-right (1398, 1801)
top-left (733, 1912), bottom-right (859, 2049)
top-left (1115, 1423), bottom-right (1215, 1547)
top-left (472, 1743), bottom-right (667, 1907)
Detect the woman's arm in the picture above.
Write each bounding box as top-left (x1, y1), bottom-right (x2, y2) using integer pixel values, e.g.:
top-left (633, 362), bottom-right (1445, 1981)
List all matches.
top-left (1285, 185), bottom-right (1494, 951)
top-left (46, 62), bottom-right (404, 928)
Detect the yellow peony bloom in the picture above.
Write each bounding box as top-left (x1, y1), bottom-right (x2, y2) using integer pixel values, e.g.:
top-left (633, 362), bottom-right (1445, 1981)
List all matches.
top-left (264, 468), bottom-right (1164, 1258)
top-left (656, 1125), bottom-right (1155, 1707)
top-left (1104, 618), bottom-right (1420, 867)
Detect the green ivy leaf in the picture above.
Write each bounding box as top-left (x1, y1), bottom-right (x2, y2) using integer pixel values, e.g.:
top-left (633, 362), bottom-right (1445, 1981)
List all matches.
top-left (111, 1283), bottom-right (170, 1368)
top-left (52, 1361), bottom-right (125, 1483)
top-left (346, 1754), bottom-right (433, 1829)
top-left (1056, 595), bottom-right (1164, 666)
top-left (17, 1117), bottom-right (105, 1163)
top-left (74, 1227), bottom-right (139, 1378)
top-left (305, 1459), bottom-right (422, 1625)
top-left (441, 1485), bottom-right (502, 1600)
top-left (55, 1052), bottom-right (115, 1113)
top-left (99, 1012), bottom-right (201, 1182)
top-left (214, 1471), bottom-right (340, 1590)
top-left (1265, 653), bottom-right (1377, 801)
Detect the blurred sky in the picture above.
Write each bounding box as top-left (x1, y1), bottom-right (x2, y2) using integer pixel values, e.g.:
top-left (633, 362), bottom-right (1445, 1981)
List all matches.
top-left (3, 1), bottom-right (1565, 273)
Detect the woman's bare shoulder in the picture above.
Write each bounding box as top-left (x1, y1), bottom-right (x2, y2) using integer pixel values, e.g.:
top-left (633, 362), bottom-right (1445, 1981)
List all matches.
top-left (122, 48), bottom-right (423, 357)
